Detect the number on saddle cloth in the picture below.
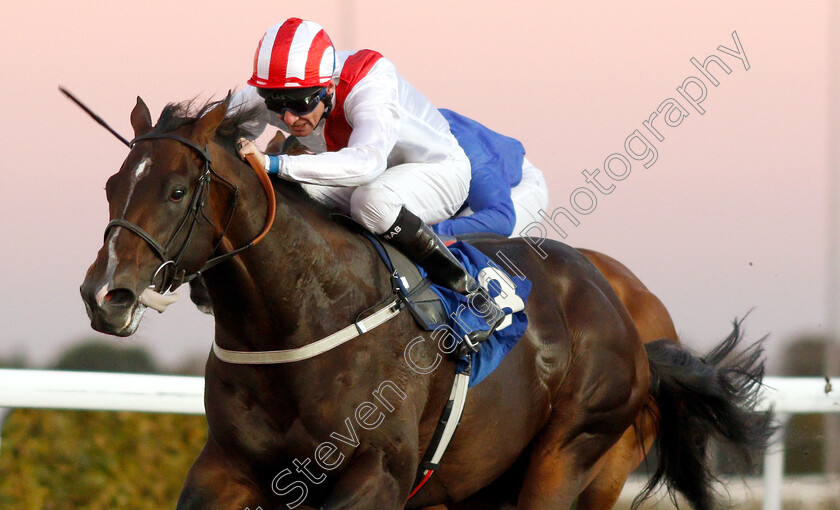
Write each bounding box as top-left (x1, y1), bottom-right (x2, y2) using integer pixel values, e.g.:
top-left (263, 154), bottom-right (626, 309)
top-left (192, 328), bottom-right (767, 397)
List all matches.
top-left (425, 242), bottom-right (531, 387)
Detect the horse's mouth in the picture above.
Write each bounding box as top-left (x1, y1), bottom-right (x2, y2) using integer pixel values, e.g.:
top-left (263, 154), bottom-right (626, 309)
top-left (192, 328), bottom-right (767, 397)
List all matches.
top-left (85, 287), bottom-right (178, 337)
top-left (85, 298), bottom-right (147, 337)
top-left (118, 301), bottom-right (148, 337)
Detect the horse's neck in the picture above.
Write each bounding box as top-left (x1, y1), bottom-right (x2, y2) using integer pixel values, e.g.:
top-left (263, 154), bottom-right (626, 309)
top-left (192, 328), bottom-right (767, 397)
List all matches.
top-left (203, 155), bottom-right (387, 351)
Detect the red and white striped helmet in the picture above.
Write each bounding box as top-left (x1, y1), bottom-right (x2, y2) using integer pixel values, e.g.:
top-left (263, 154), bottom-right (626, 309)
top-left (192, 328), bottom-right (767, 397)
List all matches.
top-left (248, 18), bottom-right (336, 89)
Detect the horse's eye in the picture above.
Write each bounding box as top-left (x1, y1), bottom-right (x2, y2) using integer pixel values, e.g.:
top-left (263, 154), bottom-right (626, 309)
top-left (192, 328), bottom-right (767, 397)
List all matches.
top-left (170, 188), bottom-right (187, 202)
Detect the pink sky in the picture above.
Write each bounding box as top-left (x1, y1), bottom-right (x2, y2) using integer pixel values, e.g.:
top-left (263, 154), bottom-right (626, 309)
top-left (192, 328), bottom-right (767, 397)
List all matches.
top-left (0, 1), bottom-right (834, 370)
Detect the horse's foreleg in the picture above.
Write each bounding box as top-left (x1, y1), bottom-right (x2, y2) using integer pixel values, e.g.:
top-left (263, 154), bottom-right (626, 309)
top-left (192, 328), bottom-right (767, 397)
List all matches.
top-left (177, 439), bottom-right (265, 510)
top-left (321, 445), bottom-right (413, 509)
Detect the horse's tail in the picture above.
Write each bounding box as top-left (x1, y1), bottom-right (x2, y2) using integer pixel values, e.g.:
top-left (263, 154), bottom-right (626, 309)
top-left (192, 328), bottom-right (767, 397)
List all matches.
top-left (633, 320), bottom-right (775, 510)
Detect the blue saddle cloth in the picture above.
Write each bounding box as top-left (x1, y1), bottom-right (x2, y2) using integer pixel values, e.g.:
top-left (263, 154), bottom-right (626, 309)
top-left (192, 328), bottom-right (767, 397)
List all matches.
top-left (420, 242), bottom-right (532, 387)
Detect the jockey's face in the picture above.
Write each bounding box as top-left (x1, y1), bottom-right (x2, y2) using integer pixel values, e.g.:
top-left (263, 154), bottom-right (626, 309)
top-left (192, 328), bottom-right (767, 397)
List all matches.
top-left (281, 82), bottom-right (336, 138)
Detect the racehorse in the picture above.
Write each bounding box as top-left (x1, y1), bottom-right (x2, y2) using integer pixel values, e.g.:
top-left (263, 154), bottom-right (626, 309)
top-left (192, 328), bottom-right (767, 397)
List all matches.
top-left (80, 96), bottom-right (772, 510)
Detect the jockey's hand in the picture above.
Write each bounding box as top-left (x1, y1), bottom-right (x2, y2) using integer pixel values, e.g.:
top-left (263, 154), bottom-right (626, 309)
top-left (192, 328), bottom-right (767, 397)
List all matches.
top-left (237, 138), bottom-right (265, 166)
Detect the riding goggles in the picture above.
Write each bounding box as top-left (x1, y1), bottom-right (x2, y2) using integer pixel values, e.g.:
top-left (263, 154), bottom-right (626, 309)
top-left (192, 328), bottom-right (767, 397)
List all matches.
top-left (258, 87), bottom-right (327, 116)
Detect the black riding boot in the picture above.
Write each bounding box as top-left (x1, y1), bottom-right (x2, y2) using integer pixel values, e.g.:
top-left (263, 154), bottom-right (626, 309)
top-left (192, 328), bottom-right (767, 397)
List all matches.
top-left (382, 207), bottom-right (505, 354)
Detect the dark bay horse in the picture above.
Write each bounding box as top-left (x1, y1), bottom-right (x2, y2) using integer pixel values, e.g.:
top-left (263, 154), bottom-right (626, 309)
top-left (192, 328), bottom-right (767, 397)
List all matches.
top-left (80, 96), bottom-right (771, 510)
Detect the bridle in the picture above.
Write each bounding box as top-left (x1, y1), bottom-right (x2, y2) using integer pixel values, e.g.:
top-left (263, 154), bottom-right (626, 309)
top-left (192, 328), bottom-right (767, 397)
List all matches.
top-left (104, 131), bottom-right (276, 293)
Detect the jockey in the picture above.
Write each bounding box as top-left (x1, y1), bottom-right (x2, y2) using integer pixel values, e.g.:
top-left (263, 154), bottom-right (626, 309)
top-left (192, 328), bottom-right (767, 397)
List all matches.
top-left (232, 18), bottom-right (544, 347)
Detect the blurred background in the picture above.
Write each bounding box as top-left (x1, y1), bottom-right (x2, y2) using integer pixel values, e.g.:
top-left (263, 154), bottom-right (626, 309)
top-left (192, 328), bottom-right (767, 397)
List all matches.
top-left (0, 0), bottom-right (838, 507)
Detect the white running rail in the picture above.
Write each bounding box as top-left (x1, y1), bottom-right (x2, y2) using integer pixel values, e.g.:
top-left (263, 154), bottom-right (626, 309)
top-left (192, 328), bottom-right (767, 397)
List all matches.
top-left (0, 369), bottom-right (205, 415)
top-left (0, 370), bottom-right (836, 509)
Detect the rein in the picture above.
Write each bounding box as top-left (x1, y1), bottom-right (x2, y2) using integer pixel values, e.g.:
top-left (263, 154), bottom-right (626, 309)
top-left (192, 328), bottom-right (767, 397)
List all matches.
top-left (105, 132), bottom-right (276, 293)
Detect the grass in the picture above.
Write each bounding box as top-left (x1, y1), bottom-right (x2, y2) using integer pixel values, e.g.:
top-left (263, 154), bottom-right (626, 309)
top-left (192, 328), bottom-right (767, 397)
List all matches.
top-left (0, 409), bottom-right (207, 509)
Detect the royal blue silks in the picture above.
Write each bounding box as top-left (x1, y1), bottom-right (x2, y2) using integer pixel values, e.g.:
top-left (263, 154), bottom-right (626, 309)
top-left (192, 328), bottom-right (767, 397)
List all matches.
top-left (433, 109), bottom-right (526, 237)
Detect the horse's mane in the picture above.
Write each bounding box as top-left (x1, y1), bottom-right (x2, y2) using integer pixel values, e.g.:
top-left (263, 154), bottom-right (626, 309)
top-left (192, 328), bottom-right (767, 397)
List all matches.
top-left (152, 97), bottom-right (257, 154)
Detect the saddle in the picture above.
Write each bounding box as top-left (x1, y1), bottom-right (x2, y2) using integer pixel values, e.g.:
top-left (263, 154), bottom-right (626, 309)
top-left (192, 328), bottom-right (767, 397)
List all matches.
top-left (353, 222), bottom-right (449, 332)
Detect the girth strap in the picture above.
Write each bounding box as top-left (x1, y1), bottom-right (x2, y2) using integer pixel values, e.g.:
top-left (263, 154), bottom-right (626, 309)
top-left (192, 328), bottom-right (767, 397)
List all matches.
top-left (408, 362), bottom-right (471, 499)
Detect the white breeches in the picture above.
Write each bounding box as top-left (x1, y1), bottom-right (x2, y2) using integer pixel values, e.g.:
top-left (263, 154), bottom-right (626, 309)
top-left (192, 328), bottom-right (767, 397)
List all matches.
top-left (301, 153), bottom-right (471, 234)
top-left (300, 155), bottom-right (548, 237)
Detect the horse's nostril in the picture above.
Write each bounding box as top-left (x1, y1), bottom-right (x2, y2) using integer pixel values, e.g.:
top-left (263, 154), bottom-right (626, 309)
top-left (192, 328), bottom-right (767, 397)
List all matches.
top-left (103, 288), bottom-right (136, 308)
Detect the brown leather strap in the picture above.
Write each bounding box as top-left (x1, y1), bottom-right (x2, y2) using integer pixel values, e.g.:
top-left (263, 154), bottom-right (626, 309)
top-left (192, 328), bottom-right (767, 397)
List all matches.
top-left (244, 153), bottom-right (275, 246)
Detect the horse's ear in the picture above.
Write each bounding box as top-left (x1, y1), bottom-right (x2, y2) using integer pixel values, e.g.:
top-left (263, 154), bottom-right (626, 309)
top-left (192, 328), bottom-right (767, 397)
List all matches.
top-left (192, 93), bottom-right (231, 144)
top-left (130, 96), bottom-right (153, 137)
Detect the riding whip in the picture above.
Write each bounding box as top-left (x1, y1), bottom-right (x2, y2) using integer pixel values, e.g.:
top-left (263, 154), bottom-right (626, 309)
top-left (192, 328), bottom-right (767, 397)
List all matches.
top-left (59, 86), bottom-right (131, 147)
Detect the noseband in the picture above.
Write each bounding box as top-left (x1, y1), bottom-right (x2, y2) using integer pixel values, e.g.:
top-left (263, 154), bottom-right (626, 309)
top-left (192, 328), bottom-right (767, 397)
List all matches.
top-left (104, 132), bottom-right (275, 293)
